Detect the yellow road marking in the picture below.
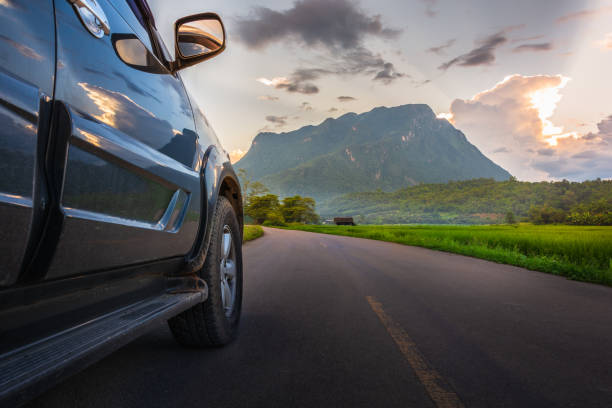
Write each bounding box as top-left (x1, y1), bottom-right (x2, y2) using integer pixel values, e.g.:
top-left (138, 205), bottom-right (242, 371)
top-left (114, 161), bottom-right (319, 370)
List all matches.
top-left (366, 296), bottom-right (465, 408)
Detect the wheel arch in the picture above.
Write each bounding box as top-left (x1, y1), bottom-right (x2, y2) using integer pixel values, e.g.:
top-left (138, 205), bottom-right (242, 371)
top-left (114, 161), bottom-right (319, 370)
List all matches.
top-left (184, 146), bottom-right (243, 274)
top-left (218, 174), bottom-right (244, 238)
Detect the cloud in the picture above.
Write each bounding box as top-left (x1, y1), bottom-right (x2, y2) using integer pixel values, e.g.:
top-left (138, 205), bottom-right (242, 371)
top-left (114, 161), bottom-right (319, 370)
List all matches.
top-left (585, 115), bottom-right (612, 142)
top-left (413, 79), bottom-right (431, 87)
top-left (229, 149), bottom-right (246, 163)
top-left (300, 102), bottom-right (313, 111)
top-left (420, 0), bottom-right (437, 17)
top-left (427, 39), bottom-right (456, 55)
top-left (512, 43), bottom-right (553, 53)
top-left (337, 48), bottom-right (406, 83)
top-left (257, 75), bottom-right (320, 94)
top-left (571, 150), bottom-right (598, 159)
top-left (537, 148), bottom-right (555, 156)
top-left (439, 31), bottom-right (507, 70)
top-left (338, 96), bottom-right (356, 102)
top-left (265, 115), bottom-right (288, 126)
top-left (258, 95), bottom-right (279, 101)
top-left (373, 62), bottom-right (406, 84)
top-left (448, 74), bottom-right (612, 180)
top-left (239, 0), bottom-right (406, 89)
top-left (531, 137), bottom-right (612, 179)
top-left (236, 0), bottom-right (400, 50)
top-left (511, 35), bottom-right (545, 43)
top-left (596, 33), bottom-right (612, 50)
top-left (260, 47), bottom-right (408, 93)
top-left (556, 7), bottom-right (612, 23)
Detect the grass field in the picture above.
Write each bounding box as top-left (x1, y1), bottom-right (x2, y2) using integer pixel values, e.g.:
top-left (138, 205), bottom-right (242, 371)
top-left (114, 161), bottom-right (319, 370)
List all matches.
top-left (244, 225), bottom-right (264, 242)
top-left (282, 224), bottom-right (612, 286)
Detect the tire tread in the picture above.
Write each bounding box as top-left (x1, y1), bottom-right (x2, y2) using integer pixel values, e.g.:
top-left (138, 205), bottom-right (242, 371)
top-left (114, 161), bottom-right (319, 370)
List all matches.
top-left (168, 196), bottom-right (242, 347)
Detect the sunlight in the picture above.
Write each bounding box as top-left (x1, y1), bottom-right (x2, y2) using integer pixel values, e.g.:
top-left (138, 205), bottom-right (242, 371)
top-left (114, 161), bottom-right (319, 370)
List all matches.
top-left (597, 33), bottom-right (612, 50)
top-left (78, 82), bottom-right (155, 129)
top-left (229, 149), bottom-right (246, 163)
top-left (78, 83), bottom-right (121, 128)
top-left (256, 77), bottom-right (289, 87)
top-left (436, 112), bottom-right (454, 123)
top-left (544, 131), bottom-right (579, 146)
top-left (528, 76), bottom-right (573, 145)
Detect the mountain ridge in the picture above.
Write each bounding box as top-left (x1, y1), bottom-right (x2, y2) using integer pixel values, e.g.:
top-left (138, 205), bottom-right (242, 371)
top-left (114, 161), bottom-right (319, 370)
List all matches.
top-left (236, 104), bottom-right (511, 202)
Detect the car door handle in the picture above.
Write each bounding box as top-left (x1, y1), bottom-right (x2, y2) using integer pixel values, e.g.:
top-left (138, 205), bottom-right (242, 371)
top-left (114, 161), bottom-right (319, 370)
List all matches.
top-left (69, 0), bottom-right (110, 38)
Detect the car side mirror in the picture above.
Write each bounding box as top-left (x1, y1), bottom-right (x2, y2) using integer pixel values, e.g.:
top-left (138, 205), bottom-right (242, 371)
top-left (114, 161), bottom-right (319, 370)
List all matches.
top-left (172, 13), bottom-right (226, 71)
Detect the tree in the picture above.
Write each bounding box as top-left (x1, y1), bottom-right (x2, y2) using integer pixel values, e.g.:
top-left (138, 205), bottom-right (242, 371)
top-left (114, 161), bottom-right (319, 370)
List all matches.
top-left (237, 168), bottom-right (269, 206)
top-left (567, 199), bottom-right (612, 225)
top-left (504, 211), bottom-right (517, 224)
top-left (281, 195), bottom-right (319, 224)
top-left (248, 181), bottom-right (269, 199)
top-left (245, 194), bottom-right (281, 224)
top-left (236, 168), bottom-right (250, 205)
top-left (528, 205), bottom-right (567, 224)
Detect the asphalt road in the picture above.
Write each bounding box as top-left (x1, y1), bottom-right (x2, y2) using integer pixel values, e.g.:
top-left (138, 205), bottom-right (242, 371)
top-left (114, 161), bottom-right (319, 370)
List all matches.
top-left (27, 227), bottom-right (612, 408)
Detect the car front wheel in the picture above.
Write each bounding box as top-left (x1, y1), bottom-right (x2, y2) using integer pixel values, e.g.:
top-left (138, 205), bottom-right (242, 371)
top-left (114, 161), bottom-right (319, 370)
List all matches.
top-left (169, 195), bottom-right (243, 347)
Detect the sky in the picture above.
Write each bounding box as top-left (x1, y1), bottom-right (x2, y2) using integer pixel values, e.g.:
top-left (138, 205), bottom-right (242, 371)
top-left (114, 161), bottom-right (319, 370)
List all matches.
top-left (149, 0), bottom-right (612, 181)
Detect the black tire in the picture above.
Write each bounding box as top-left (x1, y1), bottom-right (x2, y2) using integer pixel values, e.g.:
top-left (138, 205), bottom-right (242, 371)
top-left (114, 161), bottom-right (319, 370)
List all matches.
top-left (169, 195), bottom-right (243, 347)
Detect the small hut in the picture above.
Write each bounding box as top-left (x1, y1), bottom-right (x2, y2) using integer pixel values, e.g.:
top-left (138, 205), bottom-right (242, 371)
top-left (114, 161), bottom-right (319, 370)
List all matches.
top-left (333, 217), bottom-right (355, 226)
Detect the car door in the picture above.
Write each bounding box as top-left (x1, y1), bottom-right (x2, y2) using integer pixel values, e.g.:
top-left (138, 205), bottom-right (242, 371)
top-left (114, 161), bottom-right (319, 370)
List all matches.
top-left (0, 1), bottom-right (55, 286)
top-left (44, 0), bottom-right (203, 279)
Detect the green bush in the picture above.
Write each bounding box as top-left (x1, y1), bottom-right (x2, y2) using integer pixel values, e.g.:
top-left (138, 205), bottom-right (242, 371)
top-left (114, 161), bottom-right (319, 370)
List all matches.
top-left (243, 225), bottom-right (264, 242)
top-left (262, 210), bottom-right (287, 226)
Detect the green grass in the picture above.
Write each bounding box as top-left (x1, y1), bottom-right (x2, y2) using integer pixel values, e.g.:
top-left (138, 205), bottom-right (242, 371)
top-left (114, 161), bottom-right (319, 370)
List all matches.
top-left (281, 224), bottom-right (612, 286)
top-left (244, 225), bottom-right (264, 242)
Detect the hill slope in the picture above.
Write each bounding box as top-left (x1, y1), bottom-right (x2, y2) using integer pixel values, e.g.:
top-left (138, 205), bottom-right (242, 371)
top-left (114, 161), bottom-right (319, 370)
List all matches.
top-left (236, 104), bottom-right (511, 201)
top-left (323, 178), bottom-right (612, 224)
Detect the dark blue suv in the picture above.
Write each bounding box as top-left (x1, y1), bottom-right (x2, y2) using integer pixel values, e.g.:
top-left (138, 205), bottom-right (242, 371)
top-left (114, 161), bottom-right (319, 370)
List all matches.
top-left (0, 1), bottom-right (243, 404)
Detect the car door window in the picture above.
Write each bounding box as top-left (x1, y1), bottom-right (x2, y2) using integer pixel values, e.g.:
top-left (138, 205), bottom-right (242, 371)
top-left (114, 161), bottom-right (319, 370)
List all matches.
top-left (107, 0), bottom-right (155, 52)
top-left (112, 0), bottom-right (171, 64)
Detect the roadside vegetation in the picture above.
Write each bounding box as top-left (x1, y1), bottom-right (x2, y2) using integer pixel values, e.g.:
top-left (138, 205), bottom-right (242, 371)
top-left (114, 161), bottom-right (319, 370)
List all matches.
top-left (238, 169), bottom-right (319, 226)
top-left (243, 225), bottom-right (264, 242)
top-left (282, 224), bottom-right (612, 286)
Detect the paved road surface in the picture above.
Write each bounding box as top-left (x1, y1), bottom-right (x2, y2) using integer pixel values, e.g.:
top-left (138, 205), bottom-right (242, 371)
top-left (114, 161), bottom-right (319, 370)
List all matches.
top-left (27, 228), bottom-right (612, 407)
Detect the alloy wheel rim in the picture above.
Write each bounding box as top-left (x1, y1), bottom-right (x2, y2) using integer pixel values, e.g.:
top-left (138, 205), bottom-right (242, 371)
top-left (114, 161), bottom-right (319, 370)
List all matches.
top-left (219, 225), bottom-right (237, 318)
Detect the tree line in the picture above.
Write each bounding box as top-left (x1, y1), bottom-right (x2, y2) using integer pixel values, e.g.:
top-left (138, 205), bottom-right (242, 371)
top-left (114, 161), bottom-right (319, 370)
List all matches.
top-left (324, 178), bottom-right (612, 225)
top-left (238, 169), bottom-right (319, 226)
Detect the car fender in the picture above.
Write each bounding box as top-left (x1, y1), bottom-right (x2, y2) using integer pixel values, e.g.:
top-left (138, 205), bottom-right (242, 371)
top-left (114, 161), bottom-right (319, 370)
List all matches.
top-left (184, 145), bottom-right (242, 274)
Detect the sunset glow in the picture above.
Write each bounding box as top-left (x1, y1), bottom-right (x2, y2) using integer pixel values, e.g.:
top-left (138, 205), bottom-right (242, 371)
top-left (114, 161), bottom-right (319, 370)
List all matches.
top-left (257, 77), bottom-right (289, 87)
top-left (529, 76), bottom-right (569, 138)
top-left (436, 112), bottom-right (454, 122)
top-left (229, 149), bottom-right (246, 163)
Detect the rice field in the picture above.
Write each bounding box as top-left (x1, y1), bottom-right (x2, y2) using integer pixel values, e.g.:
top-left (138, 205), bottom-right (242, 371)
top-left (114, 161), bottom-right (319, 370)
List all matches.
top-left (283, 224), bottom-right (612, 286)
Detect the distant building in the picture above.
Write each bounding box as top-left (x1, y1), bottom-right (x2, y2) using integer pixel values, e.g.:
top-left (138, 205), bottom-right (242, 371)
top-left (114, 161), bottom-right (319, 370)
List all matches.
top-left (322, 219), bottom-right (334, 225)
top-left (334, 217), bottom-right (355, 226)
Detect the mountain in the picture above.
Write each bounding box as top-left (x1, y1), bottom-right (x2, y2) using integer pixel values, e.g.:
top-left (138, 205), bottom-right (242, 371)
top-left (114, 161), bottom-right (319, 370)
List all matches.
top-left (236, 104), bottom-right (511, 203)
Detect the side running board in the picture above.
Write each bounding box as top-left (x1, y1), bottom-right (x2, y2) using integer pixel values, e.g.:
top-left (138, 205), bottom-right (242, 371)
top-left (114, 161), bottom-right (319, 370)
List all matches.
top-left (0, 291), bottom-right (205, 406)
